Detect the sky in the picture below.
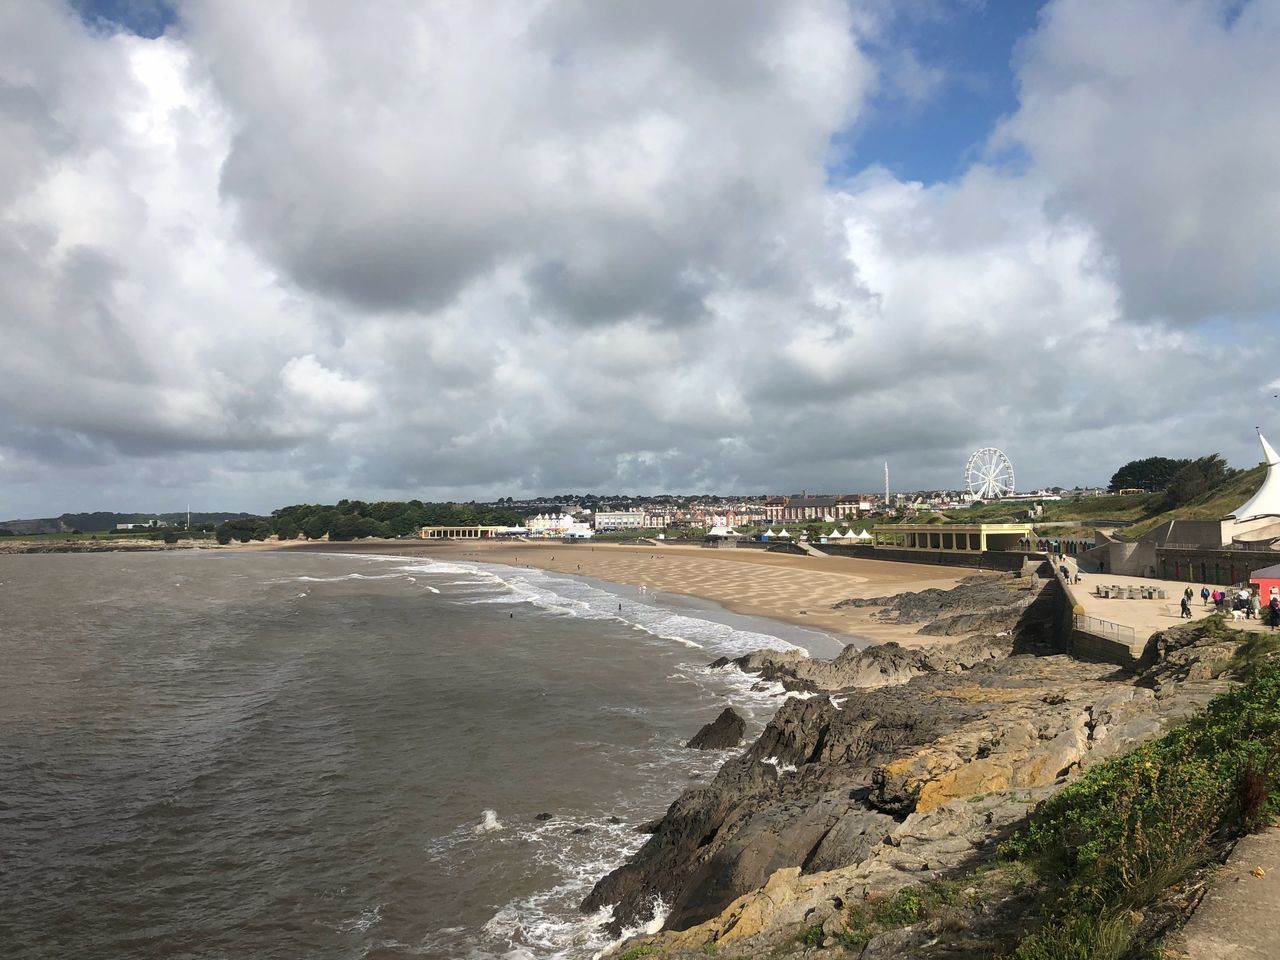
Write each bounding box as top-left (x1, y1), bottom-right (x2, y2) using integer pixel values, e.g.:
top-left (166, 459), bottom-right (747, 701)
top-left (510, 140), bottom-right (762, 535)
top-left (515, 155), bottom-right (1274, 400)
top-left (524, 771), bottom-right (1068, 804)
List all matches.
top-left (2, 0), bottom-right (1279, 518)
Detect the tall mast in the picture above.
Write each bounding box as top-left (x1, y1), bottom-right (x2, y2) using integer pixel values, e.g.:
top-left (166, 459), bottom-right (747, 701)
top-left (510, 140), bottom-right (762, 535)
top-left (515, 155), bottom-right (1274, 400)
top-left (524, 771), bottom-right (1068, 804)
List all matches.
top-left (884, 461), bottom-right (889, 506)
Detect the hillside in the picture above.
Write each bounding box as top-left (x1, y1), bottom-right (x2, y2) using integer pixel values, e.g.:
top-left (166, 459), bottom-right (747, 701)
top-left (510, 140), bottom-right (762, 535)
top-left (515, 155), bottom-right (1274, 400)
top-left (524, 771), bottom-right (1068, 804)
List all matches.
top-left (1119, 462), bottom-right (1266, 539)
top-left (0, 511), bottom-right (253, 534)
top-left (893, 463), bottom-right (1266, 541)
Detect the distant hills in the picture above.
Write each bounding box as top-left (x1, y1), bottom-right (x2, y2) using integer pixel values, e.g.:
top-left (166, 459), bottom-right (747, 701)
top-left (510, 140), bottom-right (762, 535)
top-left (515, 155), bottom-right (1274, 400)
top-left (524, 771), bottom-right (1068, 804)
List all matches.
top-left (0, 512), bottom-right (254, 535)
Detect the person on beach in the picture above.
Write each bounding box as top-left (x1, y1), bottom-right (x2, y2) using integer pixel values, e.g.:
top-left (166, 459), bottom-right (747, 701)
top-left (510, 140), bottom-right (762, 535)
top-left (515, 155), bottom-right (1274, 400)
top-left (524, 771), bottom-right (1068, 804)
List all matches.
top-left (1270, 596), bottom-right (1280, 630)
top-left (1201, 586), bottom-right (1210, 606)
top-left (1180, 595), bottom-right (1192, 618)
top-left (1251, 592), bottom-right (1262, 621)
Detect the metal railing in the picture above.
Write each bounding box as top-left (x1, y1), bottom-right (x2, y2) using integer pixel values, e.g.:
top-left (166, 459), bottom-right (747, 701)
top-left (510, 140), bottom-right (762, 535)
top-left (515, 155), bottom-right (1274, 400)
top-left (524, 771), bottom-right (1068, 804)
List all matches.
top-left (1072, 614), bottom-right (1137, 644)
top-left (1161, 541), bottom-right (1280, 553)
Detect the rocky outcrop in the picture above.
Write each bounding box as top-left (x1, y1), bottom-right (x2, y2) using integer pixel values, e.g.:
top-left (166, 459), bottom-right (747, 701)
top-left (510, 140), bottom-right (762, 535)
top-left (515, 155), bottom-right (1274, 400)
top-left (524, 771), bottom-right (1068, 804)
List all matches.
top-left (584, 618), bottom-right (1239, 955)
top-left (833, 574), bottom-right (1028, 624)
top-left (712, 574), bottom-right (1061, 693)
top-left (714, 621), bottom-right (1040, 694)
top-left (686, 708), bottom-right (746, 750)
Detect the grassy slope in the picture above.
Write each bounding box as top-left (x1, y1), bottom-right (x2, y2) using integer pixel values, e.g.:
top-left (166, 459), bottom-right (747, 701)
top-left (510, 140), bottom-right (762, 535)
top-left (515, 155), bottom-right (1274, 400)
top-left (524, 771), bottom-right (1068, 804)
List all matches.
top-left (1120, 464), bottom-right (1266, 539)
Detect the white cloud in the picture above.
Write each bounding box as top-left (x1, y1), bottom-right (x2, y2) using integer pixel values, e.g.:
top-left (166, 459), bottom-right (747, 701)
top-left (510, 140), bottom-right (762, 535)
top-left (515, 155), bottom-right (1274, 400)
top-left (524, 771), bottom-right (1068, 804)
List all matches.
top-left (996, 0), bottom-right (1280, 323)
top-left (0, 0), bottom-right (1276, 517)
top-left (279, 354), bottom-right (374, 427)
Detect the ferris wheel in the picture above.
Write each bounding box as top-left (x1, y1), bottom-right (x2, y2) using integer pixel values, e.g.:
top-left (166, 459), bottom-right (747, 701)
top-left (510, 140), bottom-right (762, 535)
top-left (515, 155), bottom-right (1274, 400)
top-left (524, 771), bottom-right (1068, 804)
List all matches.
top-left (965, 447), bottom-right (1015, 500)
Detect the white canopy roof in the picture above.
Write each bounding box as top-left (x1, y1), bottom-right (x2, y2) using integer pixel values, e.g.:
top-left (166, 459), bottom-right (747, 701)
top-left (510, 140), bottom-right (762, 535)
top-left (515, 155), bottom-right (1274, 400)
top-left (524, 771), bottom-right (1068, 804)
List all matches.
top-left (855, 529), bottom-right (873, 540)
top-left (1228, 433), bottom-right (1280, 521)
top-left (707, 524), bottom-right (737, 537)
top-left (776, 528), bottom-right (792, 538)
top-left (763, 527), bottom-right (777, 537)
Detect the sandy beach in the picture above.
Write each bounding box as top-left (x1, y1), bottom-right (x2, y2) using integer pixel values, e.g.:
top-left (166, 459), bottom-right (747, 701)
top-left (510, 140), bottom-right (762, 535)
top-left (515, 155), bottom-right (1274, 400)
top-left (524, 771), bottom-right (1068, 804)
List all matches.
top-left (275, 539), bottom-right (980, 647)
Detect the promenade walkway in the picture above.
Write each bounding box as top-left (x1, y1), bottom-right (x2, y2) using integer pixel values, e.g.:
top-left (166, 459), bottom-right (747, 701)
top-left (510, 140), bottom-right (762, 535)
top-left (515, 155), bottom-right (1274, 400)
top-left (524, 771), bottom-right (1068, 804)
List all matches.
top-left (1165, 827), bottom-right (1280, 959)
top-left (1071, 572), bottom-right (1275, 639)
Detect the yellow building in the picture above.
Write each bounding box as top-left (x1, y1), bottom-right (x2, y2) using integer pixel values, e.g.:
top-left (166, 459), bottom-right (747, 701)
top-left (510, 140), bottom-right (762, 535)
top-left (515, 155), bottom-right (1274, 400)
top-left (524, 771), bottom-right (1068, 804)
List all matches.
top-left (872, 522), bottom-right (1034, 553)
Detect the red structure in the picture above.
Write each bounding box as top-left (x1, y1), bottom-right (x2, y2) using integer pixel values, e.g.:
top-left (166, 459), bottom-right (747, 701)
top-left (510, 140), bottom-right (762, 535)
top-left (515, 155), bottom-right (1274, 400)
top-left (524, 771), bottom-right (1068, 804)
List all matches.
top-left (1249, 562), bottom-right (1280, 604)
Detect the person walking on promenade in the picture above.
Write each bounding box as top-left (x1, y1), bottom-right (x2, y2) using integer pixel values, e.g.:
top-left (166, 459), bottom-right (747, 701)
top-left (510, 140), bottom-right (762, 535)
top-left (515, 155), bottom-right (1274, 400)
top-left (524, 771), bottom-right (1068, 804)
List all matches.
top-left (1184, 586), bottom-right (1194, 605)
top-left (1180, 595), bottom-right (1192, 619)
top-left (1270, 596), bottom-right (1280, 630)
top-left (1201, 586), bottom-right (1211, 606)
top-left (1250, 592), bottom-right (1262, 621)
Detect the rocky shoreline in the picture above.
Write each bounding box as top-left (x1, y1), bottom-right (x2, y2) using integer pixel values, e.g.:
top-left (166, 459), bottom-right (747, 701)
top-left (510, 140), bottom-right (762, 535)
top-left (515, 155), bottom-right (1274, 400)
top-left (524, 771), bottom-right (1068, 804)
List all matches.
top-left (587, 570), bottom-right (1237, 958)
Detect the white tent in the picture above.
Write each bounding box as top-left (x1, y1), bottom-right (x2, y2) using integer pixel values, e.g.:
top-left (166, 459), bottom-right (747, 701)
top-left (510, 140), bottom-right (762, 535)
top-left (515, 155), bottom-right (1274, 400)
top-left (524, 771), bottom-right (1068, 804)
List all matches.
top-left (1229, 433), bottom-right (1280, 521)
top-left (776, 529), bottom-right (792, 538)
top-left (855, 529), bottom-right (873, 540)
top-left (707, 524), bottom-right (737, 538)
top-left (762, 527), bottom-right (777, 538)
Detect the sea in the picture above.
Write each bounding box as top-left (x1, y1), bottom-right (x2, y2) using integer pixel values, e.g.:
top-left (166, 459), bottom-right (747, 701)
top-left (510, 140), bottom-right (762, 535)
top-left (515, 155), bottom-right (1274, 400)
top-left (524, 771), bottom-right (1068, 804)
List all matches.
top-left (0, 550), bottom-right (847, 960)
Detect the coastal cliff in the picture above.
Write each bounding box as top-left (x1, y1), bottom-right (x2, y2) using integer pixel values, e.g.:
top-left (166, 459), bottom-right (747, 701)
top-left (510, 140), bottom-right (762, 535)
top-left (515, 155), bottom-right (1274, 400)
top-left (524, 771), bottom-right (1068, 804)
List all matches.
top-left (587, 573), bottom-right (1244, 958)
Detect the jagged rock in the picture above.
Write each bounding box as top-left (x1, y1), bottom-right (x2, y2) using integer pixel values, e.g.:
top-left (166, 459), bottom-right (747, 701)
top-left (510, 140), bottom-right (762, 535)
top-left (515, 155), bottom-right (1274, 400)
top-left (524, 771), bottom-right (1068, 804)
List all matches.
top-left (586, 602), bottom-right (1245, 955)
top-left (834, 574), bottom-right (1025, 624)
top-left (686, 708), bottom-right (746, 750)
top-left (535, 812), bottom-right (554, 821)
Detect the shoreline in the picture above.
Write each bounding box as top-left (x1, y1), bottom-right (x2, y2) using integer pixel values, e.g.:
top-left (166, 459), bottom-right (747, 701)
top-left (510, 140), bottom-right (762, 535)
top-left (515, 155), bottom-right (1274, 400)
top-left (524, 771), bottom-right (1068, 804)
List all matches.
top-left (0, 536), bottom-right (992, 650)
top-left (269, 539), bottom-right (982, 648)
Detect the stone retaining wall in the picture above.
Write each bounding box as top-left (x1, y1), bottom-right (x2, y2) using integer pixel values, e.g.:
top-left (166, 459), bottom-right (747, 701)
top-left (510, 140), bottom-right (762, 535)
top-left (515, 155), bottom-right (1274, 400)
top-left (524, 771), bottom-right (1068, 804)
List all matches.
top-left (819, 543), bottom-right (1030, 572)
top-left (1049, 561), bottom-right (1152, 667)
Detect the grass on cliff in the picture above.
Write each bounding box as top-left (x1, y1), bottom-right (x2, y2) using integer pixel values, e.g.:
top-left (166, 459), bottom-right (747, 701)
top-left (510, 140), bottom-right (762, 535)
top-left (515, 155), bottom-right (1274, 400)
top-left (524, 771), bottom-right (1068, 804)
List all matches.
top-left (996, 634), bottom-right (1280, 959)
top-left (1117, 463), bottom-right (1267, 540)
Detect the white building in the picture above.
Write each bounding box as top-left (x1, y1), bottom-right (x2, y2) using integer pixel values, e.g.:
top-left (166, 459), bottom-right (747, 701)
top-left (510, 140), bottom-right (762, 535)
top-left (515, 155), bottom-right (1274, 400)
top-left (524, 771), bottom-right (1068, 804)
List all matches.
top-left (526, 513), bottom-right (595, 539)
top-left (593, 510), bottom-right (647, 531)
top-left (526, 513), bottom-right (572, 537)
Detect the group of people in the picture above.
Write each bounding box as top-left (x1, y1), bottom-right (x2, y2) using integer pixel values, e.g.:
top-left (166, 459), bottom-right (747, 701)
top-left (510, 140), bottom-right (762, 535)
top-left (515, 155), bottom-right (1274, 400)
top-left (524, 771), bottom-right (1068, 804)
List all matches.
top-left (1180, 584), bottom-right (1280, 628)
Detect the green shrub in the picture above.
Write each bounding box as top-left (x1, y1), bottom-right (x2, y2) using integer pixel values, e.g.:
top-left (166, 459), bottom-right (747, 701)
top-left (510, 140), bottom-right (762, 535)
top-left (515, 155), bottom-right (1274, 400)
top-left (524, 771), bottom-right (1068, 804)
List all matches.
top-left (998, 659), bottom-right (1280, 957)
top-left (1012, 912), bottom-right (1136, 960)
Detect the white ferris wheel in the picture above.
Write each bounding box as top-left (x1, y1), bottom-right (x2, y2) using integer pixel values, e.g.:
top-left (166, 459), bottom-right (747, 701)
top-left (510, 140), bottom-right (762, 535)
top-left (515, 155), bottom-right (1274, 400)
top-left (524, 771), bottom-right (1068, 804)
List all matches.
top-left (965, 447), bottom-right (1015, 500)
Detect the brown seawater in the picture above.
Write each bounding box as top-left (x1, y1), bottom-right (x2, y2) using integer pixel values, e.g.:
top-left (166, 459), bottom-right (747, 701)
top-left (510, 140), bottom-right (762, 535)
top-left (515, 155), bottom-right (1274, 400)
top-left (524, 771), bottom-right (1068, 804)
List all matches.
top-left (0, 550), bottom-right (840, 959)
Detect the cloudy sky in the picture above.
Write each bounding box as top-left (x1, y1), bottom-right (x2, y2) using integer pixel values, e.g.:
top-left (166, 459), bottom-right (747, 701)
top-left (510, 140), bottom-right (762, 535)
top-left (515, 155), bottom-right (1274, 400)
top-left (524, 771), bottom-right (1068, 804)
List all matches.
top-left (2, 0), bottom-right (1278, 518)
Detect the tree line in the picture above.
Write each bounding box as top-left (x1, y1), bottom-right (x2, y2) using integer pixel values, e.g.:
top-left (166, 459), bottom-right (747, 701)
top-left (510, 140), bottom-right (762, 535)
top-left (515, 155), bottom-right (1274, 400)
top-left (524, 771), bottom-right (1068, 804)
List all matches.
top-left (1109, 454), bottom-right (1234, 511)
top-left (214, 500), bottom-right (523, 544)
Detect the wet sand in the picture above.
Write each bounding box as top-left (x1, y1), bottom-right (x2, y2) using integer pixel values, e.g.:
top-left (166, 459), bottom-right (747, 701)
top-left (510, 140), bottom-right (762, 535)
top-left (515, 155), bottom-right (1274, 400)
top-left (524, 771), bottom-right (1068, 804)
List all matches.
top-left (274, 539), bottom-right (981, 647)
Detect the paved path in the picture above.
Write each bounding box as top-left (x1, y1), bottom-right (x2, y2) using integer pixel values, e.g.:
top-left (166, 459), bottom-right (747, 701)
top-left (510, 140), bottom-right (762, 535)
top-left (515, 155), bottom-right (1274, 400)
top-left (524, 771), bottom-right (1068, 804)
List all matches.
top-left (1165, 828), bottom-right (1280, 958)
top-left (1072, 573), bottom-right (1275, 639)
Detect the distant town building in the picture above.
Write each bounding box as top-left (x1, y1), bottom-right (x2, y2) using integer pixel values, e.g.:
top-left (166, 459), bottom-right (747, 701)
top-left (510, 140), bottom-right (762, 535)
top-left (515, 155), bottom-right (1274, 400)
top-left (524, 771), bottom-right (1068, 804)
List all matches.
top-left (774, 495), bottom-right (862, 523)
top-left (526, 513), bottom-right (576, 538)
top-left (115, 519), bottom-right (166, 530)
top-left (592, 510), bottom-right (647, 531)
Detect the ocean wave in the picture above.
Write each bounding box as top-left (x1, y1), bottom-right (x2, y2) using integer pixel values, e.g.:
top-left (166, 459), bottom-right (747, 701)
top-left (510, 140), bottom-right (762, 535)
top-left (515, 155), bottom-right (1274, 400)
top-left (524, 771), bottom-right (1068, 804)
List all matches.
top-left (392, 557), bottom-right (800, 666)
top-left (268, 572), bottom-right (409, 584)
